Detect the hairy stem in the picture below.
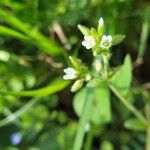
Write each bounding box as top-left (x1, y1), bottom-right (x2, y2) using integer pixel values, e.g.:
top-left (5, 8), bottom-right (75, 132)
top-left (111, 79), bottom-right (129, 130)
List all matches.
top-left (109, 83), bottom-right (148, 126)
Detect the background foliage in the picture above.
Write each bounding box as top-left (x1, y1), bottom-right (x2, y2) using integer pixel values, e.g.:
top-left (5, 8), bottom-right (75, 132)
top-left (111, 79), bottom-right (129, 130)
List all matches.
top-left (0, 0), bottom-right (150, 149)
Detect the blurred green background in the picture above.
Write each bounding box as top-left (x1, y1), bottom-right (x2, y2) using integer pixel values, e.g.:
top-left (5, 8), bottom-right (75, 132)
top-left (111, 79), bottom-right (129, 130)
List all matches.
top-left (0, 0), bottom-right (150, 149)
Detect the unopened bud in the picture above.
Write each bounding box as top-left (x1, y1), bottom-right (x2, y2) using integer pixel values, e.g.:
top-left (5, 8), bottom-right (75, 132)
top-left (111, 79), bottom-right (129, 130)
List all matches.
top-left (98, 17), bottom-right (104, 36)
top-left (71, 79), bottom-right (84, 92)
top-left (98, 17), bottom-right (104, 27)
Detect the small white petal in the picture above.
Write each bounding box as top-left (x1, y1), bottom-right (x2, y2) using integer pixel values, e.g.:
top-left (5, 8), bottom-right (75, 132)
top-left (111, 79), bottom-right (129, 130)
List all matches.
top-left (63, 68), bottom-right (68, 73)
top-left (82, 41), bottom-right (87, 47)
top-left (63, 67), bottom-right (77, 80)
top-left (100, 35), bottom-right (112, 49)
top-left (63, 75), bottom-right (70, 80)
top-left (64, 67), bottom-right (74, 73)
top-left (108, 35), bottom-right (112, 42)
top-left (82, 35), bottom-right (96, 49)
top-left (101, 35), bottom-right (107, 41)
top-left (84, 36), bottom-right (90, 40)
top-left (98, 17), bottom-right (104, 27)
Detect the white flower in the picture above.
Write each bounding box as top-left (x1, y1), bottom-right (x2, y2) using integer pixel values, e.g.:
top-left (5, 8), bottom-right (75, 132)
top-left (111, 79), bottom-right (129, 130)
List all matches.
top-left (100, 35), bottom-right (112, 49)
top-left (82, 35), bottom-right (96, 49)
top-left (63, 67), bottom-right (77, 80)
top-left (98, 17), bottom-right (104, 27)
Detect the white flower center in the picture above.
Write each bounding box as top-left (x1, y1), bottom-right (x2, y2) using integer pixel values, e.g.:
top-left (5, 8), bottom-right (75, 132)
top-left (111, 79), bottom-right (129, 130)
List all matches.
top-left (82, 35), bottom-right (96, 49)
top-left (63, 67), bottom-right (77, 80)
top-left (100, 35), bottom-right (112, 49)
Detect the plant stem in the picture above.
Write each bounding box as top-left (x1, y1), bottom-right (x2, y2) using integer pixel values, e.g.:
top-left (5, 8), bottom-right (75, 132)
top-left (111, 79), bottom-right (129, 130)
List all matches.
top-left (102, 54), bottom-right (109, 78)
top-left (146, 126), bottom-right (150, 150)
top-left (137, 21), bottom-right (149, 60)
top-left (84, 125), bottom-right (94, 150)
top-left (73, 88), bottom-right (94, 150)
top-left (109, 83), bottom-right (148, 126)
top-left (145, 103), bottom-right (150, 150)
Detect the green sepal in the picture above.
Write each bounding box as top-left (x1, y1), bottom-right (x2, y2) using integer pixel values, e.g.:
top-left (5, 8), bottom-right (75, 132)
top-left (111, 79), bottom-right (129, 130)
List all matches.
top-left (91, 27), bottom-right (99, 43)
top-left (69, 56), bottom-right (89, 78)
top-left (78, 24), bottom-right (91, 36)
top-left (69, 56), bottom-right (82, 68)
top-left (112, 35), bottom-right (125, 46)
top-left (97, 24), bottom-right (104, 37)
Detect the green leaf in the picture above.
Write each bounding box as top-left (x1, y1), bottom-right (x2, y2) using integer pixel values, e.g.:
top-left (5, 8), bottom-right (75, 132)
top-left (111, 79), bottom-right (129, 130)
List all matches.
top-left (124, 118), bottom-right (147, 131)
top-left (73, 84), bottom-right (111, 124)
top-left (0, 10), bottom-right (30, 33)
top-left (112, 35), bottom-right (125, 46)
top-left (91, 86), bottom-right (111, 124)
top-left (0, 78), bottom-right (70, 97)
top-left (73, 88), bottom-right (87, 117)
top-left (110, 55), bottom-right (132, 92)
top-left (0, 0), bottom-right (23, 10)
top-left (0, 25), bottom-right (29, 41)
top-left (78, 24), bottom-right (91, 36)
top-left (73, 87), bottom-right (94, 150)
top-left (0, 10), bottom-right (63, 56)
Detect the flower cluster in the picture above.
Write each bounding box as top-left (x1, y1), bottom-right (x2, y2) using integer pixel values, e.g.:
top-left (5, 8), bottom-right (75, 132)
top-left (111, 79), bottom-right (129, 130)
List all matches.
top-left (80, 17), bottom-right (113, 55)
top-left (63, 56), bottom-right (91, 92)
top-left (63, 17), bottom-right (125, 92)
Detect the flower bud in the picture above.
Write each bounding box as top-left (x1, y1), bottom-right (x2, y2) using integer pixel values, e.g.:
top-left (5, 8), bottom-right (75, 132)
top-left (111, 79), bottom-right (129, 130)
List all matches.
top-left (71, 79), bottom-right (84, 92)
top-left (98, 17), bottom-right (104, 36)
top-left (98, 17), bottom-right (104, 27)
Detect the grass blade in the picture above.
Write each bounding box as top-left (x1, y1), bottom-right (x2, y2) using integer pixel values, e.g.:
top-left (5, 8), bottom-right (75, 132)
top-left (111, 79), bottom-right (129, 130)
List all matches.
top-left (0, 78), bottom-right (70, 97)
top-left (0, 97), bottom-right (38, 127)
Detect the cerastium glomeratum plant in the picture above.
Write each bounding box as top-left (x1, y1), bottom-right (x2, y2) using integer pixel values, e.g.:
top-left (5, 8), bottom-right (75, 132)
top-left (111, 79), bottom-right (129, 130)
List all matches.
top-left (63, 17), bottom-right (149, 150)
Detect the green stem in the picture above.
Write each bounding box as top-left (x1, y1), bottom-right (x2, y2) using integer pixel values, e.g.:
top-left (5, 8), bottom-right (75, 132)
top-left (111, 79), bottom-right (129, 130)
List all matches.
top-left (84, 125), bottom-right (94, 150)
top-left (102, 55), bottom-right (109, 78)
top-left (146, 126), bottom-right (150, 150)
top-left (145, 103), bottom-right (150, 150)
top-left (73, 88), bottom-right (94, 150)
top-left (109, 83), bottom-right (148, 126)
top-left (137, 21), bottom-right (149, 59)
